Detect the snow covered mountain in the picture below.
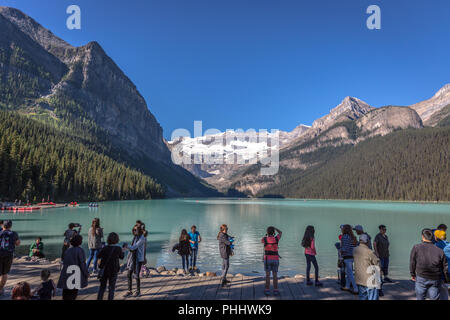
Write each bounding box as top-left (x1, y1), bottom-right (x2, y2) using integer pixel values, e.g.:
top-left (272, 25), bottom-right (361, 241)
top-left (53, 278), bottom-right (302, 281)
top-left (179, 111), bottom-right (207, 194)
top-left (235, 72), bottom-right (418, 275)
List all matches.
top-left (168, 124), bottom-right (310, 179)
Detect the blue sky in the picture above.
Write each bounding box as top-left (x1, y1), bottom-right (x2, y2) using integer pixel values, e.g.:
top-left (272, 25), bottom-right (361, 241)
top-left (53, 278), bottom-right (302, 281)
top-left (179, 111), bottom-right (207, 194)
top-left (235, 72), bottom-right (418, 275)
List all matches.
top-left (2, 0), bottom-right (450, 138)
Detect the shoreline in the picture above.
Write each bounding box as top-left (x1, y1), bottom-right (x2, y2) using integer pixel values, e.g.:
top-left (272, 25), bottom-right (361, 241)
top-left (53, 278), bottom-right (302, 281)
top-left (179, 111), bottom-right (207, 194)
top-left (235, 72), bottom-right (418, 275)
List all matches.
top-left (2, 198), bottom-right (449, 209)
top-left (0, 257), bottom-right (419, 300)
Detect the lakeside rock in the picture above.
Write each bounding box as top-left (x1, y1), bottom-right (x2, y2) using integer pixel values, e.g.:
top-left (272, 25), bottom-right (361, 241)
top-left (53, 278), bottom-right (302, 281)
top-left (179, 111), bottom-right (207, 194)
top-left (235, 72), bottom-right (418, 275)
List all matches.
top-left (176, 269), bottom-right (186, 275)
top-left (156, 266), bottom-right (166, 273)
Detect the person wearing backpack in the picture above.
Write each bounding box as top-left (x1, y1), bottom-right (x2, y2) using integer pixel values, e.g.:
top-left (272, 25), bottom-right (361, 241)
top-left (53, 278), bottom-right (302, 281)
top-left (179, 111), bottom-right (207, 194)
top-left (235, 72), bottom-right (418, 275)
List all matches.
top-left (97, 232), bottom-right (125, 300)
top-left (0, 220), bottom-right (20, 296)
top-left (261, 226), bottom-right (282, 296)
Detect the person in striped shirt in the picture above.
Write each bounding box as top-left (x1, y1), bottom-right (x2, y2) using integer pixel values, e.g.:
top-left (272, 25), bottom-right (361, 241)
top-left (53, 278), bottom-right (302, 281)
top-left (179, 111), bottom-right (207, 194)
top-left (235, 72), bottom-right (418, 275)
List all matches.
top-left (340, 224), bottom-right (359, 294)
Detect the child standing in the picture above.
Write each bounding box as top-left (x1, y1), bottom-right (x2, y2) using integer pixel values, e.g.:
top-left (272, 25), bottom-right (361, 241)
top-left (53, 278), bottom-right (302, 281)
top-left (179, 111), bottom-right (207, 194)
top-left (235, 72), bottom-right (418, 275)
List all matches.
top-left (302, 225), bottom-right (322, 286)
top-left (33, 269), bottom-right (55, 300)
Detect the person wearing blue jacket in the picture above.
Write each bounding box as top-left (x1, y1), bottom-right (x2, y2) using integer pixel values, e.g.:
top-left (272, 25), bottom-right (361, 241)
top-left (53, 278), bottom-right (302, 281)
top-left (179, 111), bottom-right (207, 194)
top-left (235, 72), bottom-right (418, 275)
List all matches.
top-left (434, 230), bottom-right (450, 300)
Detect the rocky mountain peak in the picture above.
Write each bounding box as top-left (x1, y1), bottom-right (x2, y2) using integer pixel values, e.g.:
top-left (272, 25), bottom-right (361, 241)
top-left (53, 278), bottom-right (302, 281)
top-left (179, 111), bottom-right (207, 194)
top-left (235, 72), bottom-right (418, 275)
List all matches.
top-left (410, 84), bottom-right (450, 125)
top-left (0, 6), bottom-right (72, 52)
top-left (312, 96), bottom-right (374, 131)
top-left (432, 84), bottom-right (450, 98)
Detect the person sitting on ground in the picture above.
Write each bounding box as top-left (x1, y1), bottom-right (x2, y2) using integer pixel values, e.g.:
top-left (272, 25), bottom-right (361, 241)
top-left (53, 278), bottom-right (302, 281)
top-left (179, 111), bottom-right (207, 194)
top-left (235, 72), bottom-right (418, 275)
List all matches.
top-left (354, 234), bottom-right (381, 300)
top-left (353, 225), bottom-right (372, 249)
top-left (262, 226), bottom-right (282, 296)
top-left (33, 269), bottom-right (55, 300)
top-left (410, 228), bottom-right (449, 300)
top-left (302, 225), bottom-right (322, 287)
top-left (434, 230), bottom-right (450, 300)
top-left (29, 237), bottom-right (45, 259)
top-left (11, 282), bottom-right (32, 300)
top-left (57, 234), bottom-right (89, 300)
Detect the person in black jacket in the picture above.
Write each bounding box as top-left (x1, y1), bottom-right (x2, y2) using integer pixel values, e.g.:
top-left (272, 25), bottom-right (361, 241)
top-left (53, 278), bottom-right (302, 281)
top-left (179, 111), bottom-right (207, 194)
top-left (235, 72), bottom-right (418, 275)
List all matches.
top-left (217, 224), bottom-right (233, 287)
top-left (57, 234), bottom-right (89, 300)
top-left (410, 228), bottom-right (449, 300)
top-left (97, 232), bottom-right (125, 300)
top-left (172, 229), bottom-right (191, 272)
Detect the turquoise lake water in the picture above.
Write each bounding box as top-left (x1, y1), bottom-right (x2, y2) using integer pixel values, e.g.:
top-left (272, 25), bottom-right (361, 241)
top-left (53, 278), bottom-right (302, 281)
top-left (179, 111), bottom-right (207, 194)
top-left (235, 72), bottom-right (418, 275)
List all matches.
top-left (3, 199), bottom-right (449, 279)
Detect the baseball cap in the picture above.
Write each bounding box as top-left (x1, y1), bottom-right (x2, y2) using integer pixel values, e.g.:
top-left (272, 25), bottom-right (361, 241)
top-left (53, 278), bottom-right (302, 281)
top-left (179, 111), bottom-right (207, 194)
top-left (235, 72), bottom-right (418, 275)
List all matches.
top-left (353, 225), bottom-right (364, 232)
top-left (359, 234), bottom-right (369, 243)
top-left (3, 220), bottom-right (12, 228)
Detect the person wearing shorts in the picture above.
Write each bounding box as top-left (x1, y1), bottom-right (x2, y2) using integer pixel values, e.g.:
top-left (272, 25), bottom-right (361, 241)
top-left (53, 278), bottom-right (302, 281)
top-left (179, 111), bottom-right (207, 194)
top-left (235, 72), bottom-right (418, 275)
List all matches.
top-left (261, 226), bottom-right (282, 296)
top-left (0, 220), bottom-right (20, 296)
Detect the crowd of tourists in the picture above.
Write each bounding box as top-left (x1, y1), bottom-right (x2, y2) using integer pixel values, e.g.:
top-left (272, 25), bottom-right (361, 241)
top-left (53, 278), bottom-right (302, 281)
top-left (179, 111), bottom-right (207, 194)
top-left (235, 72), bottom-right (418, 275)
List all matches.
top-left (0, 217), bottom-right (448, 301)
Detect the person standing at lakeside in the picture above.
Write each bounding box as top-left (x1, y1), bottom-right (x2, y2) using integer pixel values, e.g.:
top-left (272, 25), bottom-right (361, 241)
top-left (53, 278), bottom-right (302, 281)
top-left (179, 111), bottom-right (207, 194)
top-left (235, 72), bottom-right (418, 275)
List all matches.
top-left (373, 225), bottom-right (391, 283)
top-left (354, 234), bottom-right (381, 300)
top-left (172, 229), bottom-right (191, 273)
top-left (353, 225), bottom-right (372, 249)
top-left (86, 218), bottom-right (103, 274)
top-left (301, 226), bottom-right (322, 287)
top-left (261, 226), bottom-right (282, 296)
top-left (340, 224), bottom-right (358, 294)
top-left (188, 225), bottom-right (201, 271)
top-left (57, 234), bottom-right (89, 300)
top-left (97, 232), bottom-right (125, 300)
top-left (62, 223), bottom-right (81, 261)
top-left (217, 224), bottom-right (233, 288)
top-left (135, 220), bottom-right (150, 277)
top-left (410, 229), bottom-right (449, 300)
top-left (0, 220), bottom-right (20, 296)
top-left (434, 230), bottom-right (450, 300)
top-left (432, 224), bottom-right (448, 244)
top-left (124, 224), bottom-right (146, 298)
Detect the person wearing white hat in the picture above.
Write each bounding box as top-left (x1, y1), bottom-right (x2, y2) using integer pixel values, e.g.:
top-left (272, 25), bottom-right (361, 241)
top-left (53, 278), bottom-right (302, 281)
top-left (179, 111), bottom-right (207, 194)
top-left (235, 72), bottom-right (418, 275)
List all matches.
top-left (353, 233), bottom-right (381, 300)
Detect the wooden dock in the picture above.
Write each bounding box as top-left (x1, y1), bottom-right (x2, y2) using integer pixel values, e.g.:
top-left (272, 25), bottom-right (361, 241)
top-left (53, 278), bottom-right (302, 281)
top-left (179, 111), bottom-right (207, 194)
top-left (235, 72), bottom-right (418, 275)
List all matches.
top-left (0, 260), bottom-right (426, 300)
